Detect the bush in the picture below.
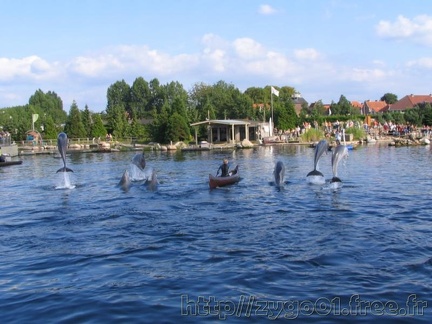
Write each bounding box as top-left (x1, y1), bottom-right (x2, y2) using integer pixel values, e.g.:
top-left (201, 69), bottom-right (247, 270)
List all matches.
top-left (345, 127), bottom-right (366, 140)
top-left (301, 128), bottom-right (324, 142)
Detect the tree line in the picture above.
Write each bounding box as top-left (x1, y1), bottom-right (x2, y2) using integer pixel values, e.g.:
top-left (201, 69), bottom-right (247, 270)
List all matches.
top-left (1, 78), bottom-right (432, 144)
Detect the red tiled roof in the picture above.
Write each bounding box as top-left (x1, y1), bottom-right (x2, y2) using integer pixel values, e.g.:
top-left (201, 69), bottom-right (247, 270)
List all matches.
top-left (364, 100), bottom-right (388, 113)
top-left (389, 94), bottom-right (432, 111)
top-left (351, 101), bottom-right (363, 108)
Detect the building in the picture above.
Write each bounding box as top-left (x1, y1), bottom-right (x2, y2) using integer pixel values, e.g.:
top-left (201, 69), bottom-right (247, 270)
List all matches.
top-left (362, 100), bottom-right (388, 114)
top-left (190, 119), bottom-right (269, 145)
top-left (387, 94), bottom-right (432, 112)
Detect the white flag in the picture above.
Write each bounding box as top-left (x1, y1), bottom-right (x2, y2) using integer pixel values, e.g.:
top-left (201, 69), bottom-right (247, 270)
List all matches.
top-left (271, 86), bottom-right (279, 97)
top-left (328, 108), bottom-right (332, 116)
top-left (32, 114), bottom-right (39, 123)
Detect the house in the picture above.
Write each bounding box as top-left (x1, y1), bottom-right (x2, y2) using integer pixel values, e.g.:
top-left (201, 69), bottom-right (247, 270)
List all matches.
top-left (387, 94), bottom-right (432, 112)
top-left (363, 100), bottom-right (388, 114)
top-left (292, 93), bottom-right (308, 116)
top-left (190, 119), bottom-right (266, 145)
top-left (351, 101), bottom-right (363, 114)
top-left (309, 102), bottom-right (331, 115)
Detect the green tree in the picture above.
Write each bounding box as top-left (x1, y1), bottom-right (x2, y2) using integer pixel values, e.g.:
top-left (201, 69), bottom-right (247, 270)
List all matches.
top-left (166, 112), bottom-right (191, 142)
top-left (127, 117), bottom-right (148, 140)
top-left (188, 82), bottom-right (214, 122)
top-left (338, 95), bottom-right (352, 115)
top-left (150, 103), bottom-right (170, 143)
top-left (63, 101), bottom-right (86, 138)
top-left (381, 93), bottom-right (398, 104)
top-left (148, 78), bottom-right (164, 113)
top-left (310, 100), bottom-right (326, 117)
top-left (90, 113), bottom-right (107, 138)
top-left (329, 101), bottom-right (340, 116)
top-left (404, 107), bottom-right (421, 126)
top-left (81, 105), bottom-right (92, 138)
top-left (106, 80), bottom-right (131, 138)
top-left (42, 115), bottom-right (58, 139)
top-left (392, 111), bottom-right (405, 124)
top-left (130, 77), bottom-right (150, 118)
top-left (108, 104), bottom-right (127, 139)
top-left (244, 87), bottom-right (266, 104)
top-left (28, 89), bottom-right (66, 125)
top-left (422, 103), bottom-right (432, 126)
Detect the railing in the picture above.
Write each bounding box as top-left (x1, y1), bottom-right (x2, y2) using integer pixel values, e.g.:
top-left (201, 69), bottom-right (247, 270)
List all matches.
top-left (19, 137), bottom-right (140, 148)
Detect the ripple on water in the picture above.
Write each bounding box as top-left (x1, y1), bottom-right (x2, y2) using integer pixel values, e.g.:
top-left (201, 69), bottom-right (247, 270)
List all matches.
top-left (0, 146), bottom-right (432, 322)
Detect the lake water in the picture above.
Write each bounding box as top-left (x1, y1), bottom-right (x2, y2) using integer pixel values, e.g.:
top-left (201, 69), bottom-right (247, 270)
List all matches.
top-left (1, 143), bottom-right (432, 323)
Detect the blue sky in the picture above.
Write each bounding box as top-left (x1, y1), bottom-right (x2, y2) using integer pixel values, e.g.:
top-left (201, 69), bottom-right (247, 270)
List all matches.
top-left (1, 0), bottom-right (432, 112)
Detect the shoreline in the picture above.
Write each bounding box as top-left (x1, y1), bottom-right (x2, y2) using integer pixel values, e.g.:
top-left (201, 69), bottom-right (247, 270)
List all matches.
top-left (9, 133), bottom-right (431, 157)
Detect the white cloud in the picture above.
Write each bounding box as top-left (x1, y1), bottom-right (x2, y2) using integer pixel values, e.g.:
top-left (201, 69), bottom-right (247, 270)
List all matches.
top-left (294, 48), bottom-right (320, 61)
top-left (376, 14), bottom-right (432, 45)
top-left (69, 54), bottom-right (123, 77)
top-left (350, 68), bottom-right (387, 82)
top-left (68, 45), bottom-right (200, 79)
top-left (2, 32), bottom-right (432, 111)
top-left (258, 4), bottom-right (276, 15)
top-left (233, 38), bottom-right (266, 60)
top-left (0, 56), bottom-right (60, 81)
top-left (407, 57), bottom-right (432, 69)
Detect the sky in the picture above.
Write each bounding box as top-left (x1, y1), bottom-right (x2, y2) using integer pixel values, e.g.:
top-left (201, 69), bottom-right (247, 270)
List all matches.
top-left (1, 0), bottom-right (432, 112)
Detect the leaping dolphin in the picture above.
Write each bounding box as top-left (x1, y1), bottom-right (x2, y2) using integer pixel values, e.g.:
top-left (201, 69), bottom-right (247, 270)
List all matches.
top-left (56, 132), bottom-right (73, 173)
top-left (307, 140), bottom-right (329, 177)
top-left (274, 161), bottom-right (285, 187)
top-left (331, 145), bottom-right (348, 183)
top-left (132, 153), bottom-right (146, 170)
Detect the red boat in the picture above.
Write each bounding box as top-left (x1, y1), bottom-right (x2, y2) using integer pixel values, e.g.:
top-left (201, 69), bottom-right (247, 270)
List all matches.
top-left (209, 166), bottom-right (240, 189)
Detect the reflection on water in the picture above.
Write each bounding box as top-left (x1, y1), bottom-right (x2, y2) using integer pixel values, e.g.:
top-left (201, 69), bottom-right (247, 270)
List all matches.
top-left (1, 144), bottom-right (432, 322)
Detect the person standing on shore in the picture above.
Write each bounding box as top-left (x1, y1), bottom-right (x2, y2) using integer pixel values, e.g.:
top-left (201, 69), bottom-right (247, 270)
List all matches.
top-left (335, 131), bottom-right (341, 145)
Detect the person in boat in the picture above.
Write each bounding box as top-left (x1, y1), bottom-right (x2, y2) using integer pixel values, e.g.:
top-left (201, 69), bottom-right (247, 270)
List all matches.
top-left (217, 158), bottom-right (230, 177)
top-left (0, 147), bottom-right (4, 162)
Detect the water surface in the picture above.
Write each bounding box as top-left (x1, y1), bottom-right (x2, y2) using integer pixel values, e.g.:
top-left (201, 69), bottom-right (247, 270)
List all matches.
top-left (1, 144), bottom-right (431, 323)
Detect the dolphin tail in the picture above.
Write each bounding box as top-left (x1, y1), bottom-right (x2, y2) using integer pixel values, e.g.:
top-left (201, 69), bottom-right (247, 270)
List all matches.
top-left (307, 169), bottom-right (324, 177)
top-left (56, 167), bottom-right (73, 173)
top-left (330, 176), bottom-right (342, 183)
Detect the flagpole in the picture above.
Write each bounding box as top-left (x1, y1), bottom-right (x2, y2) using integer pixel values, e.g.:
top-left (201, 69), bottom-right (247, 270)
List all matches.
top-left (271, 92), bottom-right (274, 125)
top-left (271, 89), bottom-right (274, 135)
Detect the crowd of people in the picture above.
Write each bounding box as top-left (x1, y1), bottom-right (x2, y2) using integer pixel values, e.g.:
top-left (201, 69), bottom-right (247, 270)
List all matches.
top-left (0, 130), bottom-right (11, 146)
top-left (269, 118), bottom-right (431, 145)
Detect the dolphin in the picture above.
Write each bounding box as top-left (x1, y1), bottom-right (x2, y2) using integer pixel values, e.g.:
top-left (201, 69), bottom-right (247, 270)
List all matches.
top-left (274, 161), bottom-right (285, 186)
top-left (331, 145), bottom-right (348, 183)
top-left (56, 132), bottom-right (73, 173)
top-left (146, 170), bottom-right (159, 191)
top-left (307, 140), bottom-right (329, 177)
top-left (132, 153), bottom-right (146, 170)
top-left (118, 169), bottom-right (131, 191)
top-left (229, 165), bottom-right (239, 176)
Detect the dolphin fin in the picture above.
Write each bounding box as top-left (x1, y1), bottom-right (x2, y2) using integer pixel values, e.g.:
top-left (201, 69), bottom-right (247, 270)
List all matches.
top-left (330, 176), bottom-right (342, 183)
top-left (306, 169), bottom-right (324, 177)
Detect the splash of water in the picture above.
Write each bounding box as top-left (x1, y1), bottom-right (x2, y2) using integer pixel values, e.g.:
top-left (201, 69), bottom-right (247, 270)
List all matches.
top-left (306, 175), bottom-right (326, 185)
top-left (129, 164), bottom-right (153, 182)
top-left (327, 181), bottom-right (343, 191)
top-left (55, 172), bottom-right (76, 190)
